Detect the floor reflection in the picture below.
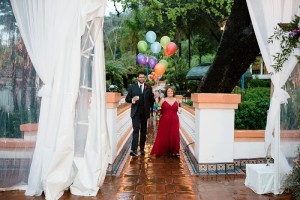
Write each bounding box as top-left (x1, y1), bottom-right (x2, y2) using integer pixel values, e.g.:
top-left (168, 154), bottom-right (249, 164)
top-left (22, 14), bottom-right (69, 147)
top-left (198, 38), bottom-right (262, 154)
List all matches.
top-left (1, 117), bottom-right (293, 199)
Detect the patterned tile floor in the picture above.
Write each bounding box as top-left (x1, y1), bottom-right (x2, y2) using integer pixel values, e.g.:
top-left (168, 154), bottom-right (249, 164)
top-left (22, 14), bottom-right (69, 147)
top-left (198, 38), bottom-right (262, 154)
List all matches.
top-left (0, 117), bottom-right (293, 199)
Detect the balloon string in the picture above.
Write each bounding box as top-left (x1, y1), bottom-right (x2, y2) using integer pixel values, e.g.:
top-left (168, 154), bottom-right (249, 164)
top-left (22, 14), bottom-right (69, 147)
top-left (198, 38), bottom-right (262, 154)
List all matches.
top-left (146, 64), bottom-right (149, 81)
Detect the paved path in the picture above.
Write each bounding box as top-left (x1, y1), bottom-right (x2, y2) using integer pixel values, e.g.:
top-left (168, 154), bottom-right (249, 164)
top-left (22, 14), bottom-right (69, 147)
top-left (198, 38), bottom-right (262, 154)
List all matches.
top-left (0, 117), bottom-right (293, 199)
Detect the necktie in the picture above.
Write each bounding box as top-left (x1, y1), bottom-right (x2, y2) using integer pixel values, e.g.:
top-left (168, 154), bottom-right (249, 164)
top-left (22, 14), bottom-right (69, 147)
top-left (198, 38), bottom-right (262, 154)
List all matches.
top-left (140, 85), bottom-right (143, 94)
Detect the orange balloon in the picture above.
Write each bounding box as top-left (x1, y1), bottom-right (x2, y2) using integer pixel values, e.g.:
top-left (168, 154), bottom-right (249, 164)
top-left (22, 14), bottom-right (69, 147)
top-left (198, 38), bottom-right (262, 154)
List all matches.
top-left (165, 42), bottom-right (177, 56)
top-left (154, 63), bottom-right (166, 76)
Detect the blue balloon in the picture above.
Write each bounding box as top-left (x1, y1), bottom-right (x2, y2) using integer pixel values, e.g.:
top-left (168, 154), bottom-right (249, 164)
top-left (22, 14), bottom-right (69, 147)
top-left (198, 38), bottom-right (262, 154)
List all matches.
top-left (150, 42), bottom-right (162, 54)
top-left (146, 31), bottom-right (156, 43)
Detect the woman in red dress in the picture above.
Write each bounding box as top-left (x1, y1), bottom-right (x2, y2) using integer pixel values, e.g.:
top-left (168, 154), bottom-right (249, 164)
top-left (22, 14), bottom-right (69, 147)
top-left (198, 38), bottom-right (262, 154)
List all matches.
top-left (150, 86), bottom-right (181, 157)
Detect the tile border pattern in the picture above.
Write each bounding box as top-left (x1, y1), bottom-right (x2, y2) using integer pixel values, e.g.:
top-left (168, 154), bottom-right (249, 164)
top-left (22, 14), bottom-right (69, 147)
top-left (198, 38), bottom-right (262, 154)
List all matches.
top-left (181, 135), bottom-right (275, 175)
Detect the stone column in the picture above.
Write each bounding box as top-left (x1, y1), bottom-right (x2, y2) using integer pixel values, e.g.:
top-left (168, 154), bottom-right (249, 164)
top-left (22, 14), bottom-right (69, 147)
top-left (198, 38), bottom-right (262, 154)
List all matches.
top-left (106, 92), bottom-right (121, 163)
top-left (191, 93), bottom-right (241, 173)
top-left (20, 123), bottom-right (38, 141)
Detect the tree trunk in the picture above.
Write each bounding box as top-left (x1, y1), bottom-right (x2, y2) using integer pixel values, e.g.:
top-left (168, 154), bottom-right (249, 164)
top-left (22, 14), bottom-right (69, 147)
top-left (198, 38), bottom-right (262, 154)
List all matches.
top-left (188, 33), bottom-right (191, 68)
top-left (21, 61), bottom-right (28, 109)
top-left (10, 34), bottom-right (19, 112)
top-left (177, 31), bottom-right (182, 58)
top-left (27, 53), bottom-right (36, 110)
top-left (197, 0), bottom-right (260, 93)
top-left (11, 61), bottom-right (18, 112)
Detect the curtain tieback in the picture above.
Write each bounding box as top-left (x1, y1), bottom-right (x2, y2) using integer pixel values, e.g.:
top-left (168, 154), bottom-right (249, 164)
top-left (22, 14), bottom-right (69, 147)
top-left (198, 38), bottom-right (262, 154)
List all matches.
top-left (273, 88), bottom-right (290, 105)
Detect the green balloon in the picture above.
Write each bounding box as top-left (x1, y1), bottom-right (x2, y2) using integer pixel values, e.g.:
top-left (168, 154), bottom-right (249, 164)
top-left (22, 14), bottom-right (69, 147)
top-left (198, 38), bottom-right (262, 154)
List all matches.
top-left (137, 40), bottom-right (148, 53)
top-left (159, 59), bottom-right (168, 68)
top-left (160, 36), bottom-right (170, 49)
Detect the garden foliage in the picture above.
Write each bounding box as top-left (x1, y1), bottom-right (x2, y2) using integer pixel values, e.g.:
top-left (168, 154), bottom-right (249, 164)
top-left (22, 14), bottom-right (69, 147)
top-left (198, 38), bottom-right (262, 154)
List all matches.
top-left (284, 146), bottom-right (300, 200)
top-left (234, 87), bottom-right (270, 130)
top-left (0, 108), bottom-right (38, 138)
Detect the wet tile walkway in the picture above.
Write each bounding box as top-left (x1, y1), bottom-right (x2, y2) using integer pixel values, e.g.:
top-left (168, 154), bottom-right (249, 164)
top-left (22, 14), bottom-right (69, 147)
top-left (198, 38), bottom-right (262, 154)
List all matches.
top-left (1, 118), bottom-right (293, 199)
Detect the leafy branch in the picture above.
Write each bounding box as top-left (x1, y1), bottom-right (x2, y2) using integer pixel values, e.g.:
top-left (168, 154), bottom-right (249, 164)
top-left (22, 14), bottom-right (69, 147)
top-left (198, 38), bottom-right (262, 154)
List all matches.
top-left (268, 15), bottom-right (300, 72)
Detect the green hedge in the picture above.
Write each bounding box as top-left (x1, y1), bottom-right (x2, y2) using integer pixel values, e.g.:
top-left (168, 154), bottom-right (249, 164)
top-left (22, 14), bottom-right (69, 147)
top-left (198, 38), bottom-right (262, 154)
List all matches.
top-left (0, 108), bottom-right (38, 138)
top-left (184, 100), bottom-right (193, 106)
top-left (247, 79), bottom-right (271, 88)
top-left (234, 87), bottom-right (270, 130)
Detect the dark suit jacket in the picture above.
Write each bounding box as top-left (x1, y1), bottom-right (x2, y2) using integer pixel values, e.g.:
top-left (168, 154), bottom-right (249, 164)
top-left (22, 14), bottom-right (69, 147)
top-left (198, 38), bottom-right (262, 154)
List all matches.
top-left (125, 83), bottom-right (154, 118)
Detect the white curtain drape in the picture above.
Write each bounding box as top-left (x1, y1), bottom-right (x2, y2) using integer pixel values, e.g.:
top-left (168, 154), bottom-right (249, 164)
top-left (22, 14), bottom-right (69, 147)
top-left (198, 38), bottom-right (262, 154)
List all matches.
top-left (71, 3), bottom-right (111, 196)
top-left (246, 0), bottom-right (300, 194)
top-left (10, 0), bottom-right (109, 199)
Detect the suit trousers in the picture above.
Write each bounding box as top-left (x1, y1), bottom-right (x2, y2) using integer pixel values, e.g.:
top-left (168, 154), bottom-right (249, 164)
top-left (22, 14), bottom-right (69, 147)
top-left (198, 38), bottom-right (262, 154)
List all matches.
top-left (131, 107), bottom-right (147, 152)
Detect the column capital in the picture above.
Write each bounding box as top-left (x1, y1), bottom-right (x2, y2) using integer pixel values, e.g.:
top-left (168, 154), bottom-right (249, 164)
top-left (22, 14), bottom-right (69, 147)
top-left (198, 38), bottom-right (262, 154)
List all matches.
top-left (191, 93), bottom-right (241, 109)
top-left (106, 92), bottom-right (121, 108)
top-left (20, 123), bottom-right (38, 132)
top-left (20, 123), bottom-right (38, 141)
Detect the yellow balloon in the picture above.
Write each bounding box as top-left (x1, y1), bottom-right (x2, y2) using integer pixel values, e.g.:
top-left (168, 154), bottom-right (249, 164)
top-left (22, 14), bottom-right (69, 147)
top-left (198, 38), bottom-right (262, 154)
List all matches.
top-left (160, 36), bottom-right (170, 49)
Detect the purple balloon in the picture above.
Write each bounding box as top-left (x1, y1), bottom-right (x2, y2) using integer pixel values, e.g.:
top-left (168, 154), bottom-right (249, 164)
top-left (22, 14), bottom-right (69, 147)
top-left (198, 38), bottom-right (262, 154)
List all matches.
top-left (148, 56), bottom-right (158, 69)
top-left (136, 53), bottom-right (147, 65)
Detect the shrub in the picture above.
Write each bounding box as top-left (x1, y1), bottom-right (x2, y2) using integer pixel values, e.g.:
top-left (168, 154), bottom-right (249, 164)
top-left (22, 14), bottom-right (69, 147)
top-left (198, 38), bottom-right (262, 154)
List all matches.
top-left (0, 108), bottom-right (38, 138)
top-left (0, 109), bottom-right (22, 138)
top-left (247, 79), bottom-right (271, 88)
top-left (184, 100), bottom-right (193, 106)
top-left (235, 87), bottom-right (270, 129)
top-left (284, 146), bottom-right (300, 199)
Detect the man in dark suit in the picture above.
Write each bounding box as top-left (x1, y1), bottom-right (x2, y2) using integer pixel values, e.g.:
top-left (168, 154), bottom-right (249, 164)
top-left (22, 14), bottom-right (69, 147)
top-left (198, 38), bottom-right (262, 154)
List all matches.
top-left (125, 71), bottom-right (154, 156)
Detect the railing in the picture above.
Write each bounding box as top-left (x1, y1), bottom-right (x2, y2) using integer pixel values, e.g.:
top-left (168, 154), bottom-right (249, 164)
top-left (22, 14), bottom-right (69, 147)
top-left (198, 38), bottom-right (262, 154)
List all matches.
top-left (178, 94), bottom-right (300, 174)
top-left (2, 92), bottom-right (299, 176)
top-left (0, 93), bottom-right (133, 176)
top-left (179, 105), bottom-right (196, 142)
top-left (106, 107), bottom-right (132, 174)
top-left (250, 63), bottom-right (271, 79)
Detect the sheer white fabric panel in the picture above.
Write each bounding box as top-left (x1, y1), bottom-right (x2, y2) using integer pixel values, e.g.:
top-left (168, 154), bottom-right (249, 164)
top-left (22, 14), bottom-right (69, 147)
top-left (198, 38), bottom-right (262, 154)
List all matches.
top-left (69, 0), bottom-right (110, 196)
top-left (9, 4), bottom-right (54, 194)
top-left (11, 0), bottom-right (110, 198)
top-left (71, 16), bottom-right (111, 197)
top-left (280, 63), bottom-right (300, 191)
top-left (247, 0), bottom-right (300, 152)
top-left (246, 0), bottom-right (300, 194)
top-left (10, 0), bottom-right (82, 199)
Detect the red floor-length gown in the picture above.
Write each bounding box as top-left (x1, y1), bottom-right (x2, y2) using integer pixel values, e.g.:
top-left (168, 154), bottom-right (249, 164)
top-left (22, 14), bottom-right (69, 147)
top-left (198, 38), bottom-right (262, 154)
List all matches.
top-left (151, 101), bottom-right (180, 156)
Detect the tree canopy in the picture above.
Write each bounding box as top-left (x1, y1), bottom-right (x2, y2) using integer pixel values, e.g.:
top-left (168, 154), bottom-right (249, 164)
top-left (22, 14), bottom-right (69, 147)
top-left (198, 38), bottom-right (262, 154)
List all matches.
top-left (104, 0), bottom-right (238, 92)
top-left (106, 0), bottom-right (261, 94)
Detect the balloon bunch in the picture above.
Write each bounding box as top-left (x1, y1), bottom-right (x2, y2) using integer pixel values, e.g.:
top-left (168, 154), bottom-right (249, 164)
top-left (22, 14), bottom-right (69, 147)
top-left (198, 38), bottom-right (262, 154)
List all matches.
top-left (136, 31), bottom-right (177, 81)
top-left (148, 71), bottom-right (161, 82)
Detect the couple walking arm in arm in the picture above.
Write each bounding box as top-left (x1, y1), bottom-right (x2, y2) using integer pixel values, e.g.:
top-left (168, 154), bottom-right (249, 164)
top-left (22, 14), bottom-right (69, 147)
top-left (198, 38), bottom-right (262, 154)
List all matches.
top-left (125, 71), bottom-right (181, 157)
